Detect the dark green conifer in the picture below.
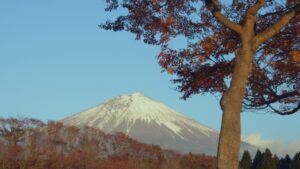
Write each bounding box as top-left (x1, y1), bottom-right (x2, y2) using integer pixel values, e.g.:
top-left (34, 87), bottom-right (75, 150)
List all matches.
top-left (290, 152), bottom-right (300, 169)
top-left (272, 155), bottom-right (279, 168)
top-left (240, 150), bottom-right (252, 169)
top-left (257, 148), bottom-right (277, 169)
top-left (251, 150), bottom-right (262, 169)
top-left (278, 155), bottom-right (291, 169)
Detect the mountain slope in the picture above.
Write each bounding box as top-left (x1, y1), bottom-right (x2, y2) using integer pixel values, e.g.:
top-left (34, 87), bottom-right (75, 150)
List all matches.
top-left (62, 92), bottom-right (253, 155)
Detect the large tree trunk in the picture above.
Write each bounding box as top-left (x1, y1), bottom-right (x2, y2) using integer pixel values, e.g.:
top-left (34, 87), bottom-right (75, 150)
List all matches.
top-left (202, 1), bottom-right (293, 168)
top-left (217, 47), bottom-right (253, 169)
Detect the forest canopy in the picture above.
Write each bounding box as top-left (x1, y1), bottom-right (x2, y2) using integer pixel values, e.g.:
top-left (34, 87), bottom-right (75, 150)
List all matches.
top-left (101, 0), bottom-right (300, 115)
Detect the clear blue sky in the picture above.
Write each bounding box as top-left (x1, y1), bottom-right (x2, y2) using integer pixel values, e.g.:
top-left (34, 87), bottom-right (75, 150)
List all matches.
top-left (1, 0), bottom-right (299, 149)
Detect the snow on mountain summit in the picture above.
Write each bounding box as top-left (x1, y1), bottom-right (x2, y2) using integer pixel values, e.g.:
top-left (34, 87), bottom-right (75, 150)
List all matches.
top-left (63, 92), bottom-right (213, 137)
top-left (62, 92), bottom-right (254, 155)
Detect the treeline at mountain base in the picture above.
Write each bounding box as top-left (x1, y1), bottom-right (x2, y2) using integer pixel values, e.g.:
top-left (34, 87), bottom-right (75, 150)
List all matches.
top-left (240, 149), bottom-right (300, 169)
top-left (1, 117), bottom-right (299, 169)
top-left (0, 118), bottom-right (215, 169)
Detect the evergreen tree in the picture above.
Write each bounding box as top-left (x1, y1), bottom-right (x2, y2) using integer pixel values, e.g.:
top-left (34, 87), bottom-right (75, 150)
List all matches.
top-left (272, 155), bottom-right (279, 168)
top-left (251, 150), bottom-right (262, 169)
top-left (278, 155), bottom-right (291, 169)
top-left (290, 152), bottom-right (300, 169)
top-left (240, 150), bottom-right (252, 169)
top-left (257, 149), bottom-right (277, 169)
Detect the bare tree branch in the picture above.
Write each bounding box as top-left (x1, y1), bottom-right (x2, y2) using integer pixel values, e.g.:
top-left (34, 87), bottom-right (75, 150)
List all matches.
top-left (267, 90), bottom-right (299, 104)
top-left (204, 0), bottom-right (243, 34)
top-left (253, 10), bottom-right (296, 48)
top-left (269, 103), bottom-right (300, 115)
top-left (247, 0), bottom-right (266, 16)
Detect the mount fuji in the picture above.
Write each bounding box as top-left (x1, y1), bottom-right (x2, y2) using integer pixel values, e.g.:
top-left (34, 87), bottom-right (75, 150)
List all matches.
top-left (62, 92), bottom-right (254, 155)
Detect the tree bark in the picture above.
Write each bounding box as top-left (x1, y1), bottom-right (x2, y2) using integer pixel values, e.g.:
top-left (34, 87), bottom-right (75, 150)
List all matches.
top-left (217, 46), bottom-right (253, 169)
top-left (206, 1), bottom-right (295, 168)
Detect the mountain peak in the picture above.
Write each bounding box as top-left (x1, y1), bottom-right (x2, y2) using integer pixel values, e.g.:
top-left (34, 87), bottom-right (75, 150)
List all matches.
top-left (62, 93), bottom-right (224, 154)
top-left (129, 92), bottom-right (144, 97)
top-left (116, 92), bottom-right (150, 104)
top-left (91, 92), bottom-right (188, 124)
top-left (119, 92), bottom-right (145, 99)
top-left (63, 92), bottom-right (214, 136)
top-left (62, 93), bottom-right (255, 155)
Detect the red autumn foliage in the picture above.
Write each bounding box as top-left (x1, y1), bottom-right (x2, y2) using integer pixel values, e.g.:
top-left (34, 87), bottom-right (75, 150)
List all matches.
top-left (101, 0), bottom-right (300, 115)
top-left (0, 117), bottom-right (217, 169)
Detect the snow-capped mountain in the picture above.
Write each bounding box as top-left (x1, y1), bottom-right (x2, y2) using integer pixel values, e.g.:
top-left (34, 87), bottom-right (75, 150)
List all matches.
top-left (62, 92), bottom-right (254, 155)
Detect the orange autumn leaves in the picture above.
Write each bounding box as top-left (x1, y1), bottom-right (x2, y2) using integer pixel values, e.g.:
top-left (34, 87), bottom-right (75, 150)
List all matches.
top-left (0, 118), bottom-right (217, 169)
top-left (290, 50), bottom-right (300, 65)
